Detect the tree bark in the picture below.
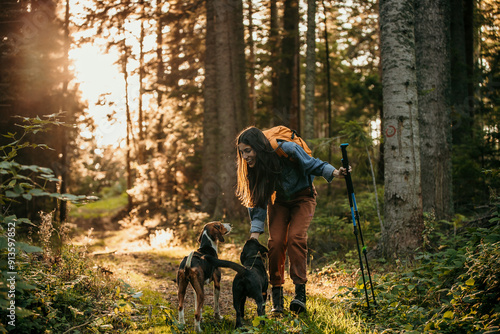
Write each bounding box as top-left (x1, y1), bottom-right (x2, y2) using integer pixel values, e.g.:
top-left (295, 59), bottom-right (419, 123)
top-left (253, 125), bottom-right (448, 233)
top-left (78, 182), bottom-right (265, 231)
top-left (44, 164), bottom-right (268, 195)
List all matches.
top-left (202, 0), bottom-right (219, 215)
top-left (138, 15), bottom-right (145, 164)
top-left (449, 0), bottom-right (472, 144)
top-left (121, 41), bottom-right (133, 213)
top-left (379, 0), bottom-right (423, 259)
top-left (58, 0), bottom-right (71, 224)
top-left (232, 0), bottom-right (249, 129)
top-left (304, 0), bottom-right (316, 140)
top-left (415, 0), bottom-right (453, 220)
top-left (212, 0), bottom-right (246, 219)
top-left (247, 0), bottom-right (256, 122)
top-left (155, 0), bottom-right (164, 109)
top-left (277, 0), bottom-right (300, 130)
top-left (270, 0), bottom-right (279, 127)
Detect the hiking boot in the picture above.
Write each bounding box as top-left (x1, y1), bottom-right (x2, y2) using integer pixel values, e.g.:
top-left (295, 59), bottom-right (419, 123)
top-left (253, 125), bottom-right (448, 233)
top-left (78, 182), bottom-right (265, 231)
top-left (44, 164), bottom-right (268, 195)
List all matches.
top-left (290, 284), bottom-right (306, 314)
top-left (271, 286), bottom-right (284, 313)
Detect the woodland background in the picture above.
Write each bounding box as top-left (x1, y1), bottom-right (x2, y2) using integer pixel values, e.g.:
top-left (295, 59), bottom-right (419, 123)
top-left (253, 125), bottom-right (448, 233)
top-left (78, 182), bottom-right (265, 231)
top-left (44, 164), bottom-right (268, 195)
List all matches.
top-left (0, 0), bottom-right (499, 333)
top-left (1, 0), bottom-right (498, 255)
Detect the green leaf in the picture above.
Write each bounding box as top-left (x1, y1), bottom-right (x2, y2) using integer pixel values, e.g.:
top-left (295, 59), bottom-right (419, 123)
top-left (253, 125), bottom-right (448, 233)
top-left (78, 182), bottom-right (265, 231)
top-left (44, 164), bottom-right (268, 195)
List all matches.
top-left (21, 165), bottom-right (42, 172)
top-left (13, 184), bottom-right (23, 194)
top-left (15, 280), bottom-right (37, 290)
top-left (465, 278), bottom-right (475, 286)
top-left (22, 193), bottom-right (32, 200)
top-left (443, 311), bottom-right (454, 319)
top-left (17, 242), bottom-right (43, 253)
top-left (0, 161), bottom-right (11, 169)
top-left (0, 235), bottom-right (8, 249)
top-left (17, 218), bottom-right (35, 226)
top-left (2, 132), bottom-right (16, 138)
top-left (28, 189), bottom-right (49, 196)
top-left (38, 167), bottom-right (53, 174)
top-left (5, 190), bottom-right (20, 198)
top-left (131, 292), bottom-right (143, 298)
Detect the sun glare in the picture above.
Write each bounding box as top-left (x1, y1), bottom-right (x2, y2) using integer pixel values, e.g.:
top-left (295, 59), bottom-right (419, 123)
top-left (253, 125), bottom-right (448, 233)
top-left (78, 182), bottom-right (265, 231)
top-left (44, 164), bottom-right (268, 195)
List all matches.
top-left (70, 45), bottom-right (122, 103)
top-left (69, 43), bottom-right (128, 147)
top-left (69, 18), bottom-right (158, 149)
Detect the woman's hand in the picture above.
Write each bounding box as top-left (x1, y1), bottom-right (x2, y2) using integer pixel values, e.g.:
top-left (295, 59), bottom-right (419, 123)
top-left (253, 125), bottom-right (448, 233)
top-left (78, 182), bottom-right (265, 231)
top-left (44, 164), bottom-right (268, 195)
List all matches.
top-left (333, 166), bottom-right (351, 178)
top-left (250, 232), bottom-right (260, 240)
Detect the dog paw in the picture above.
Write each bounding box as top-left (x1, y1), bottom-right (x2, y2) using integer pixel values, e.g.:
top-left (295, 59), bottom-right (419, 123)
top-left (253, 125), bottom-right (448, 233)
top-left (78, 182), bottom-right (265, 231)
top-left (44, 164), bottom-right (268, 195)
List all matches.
top-left (178, 311), bottom-right (185, 325)
top-left (214, 312), bottom-right (223, 320)
top-left (194, 321), bottom-right (202, 333)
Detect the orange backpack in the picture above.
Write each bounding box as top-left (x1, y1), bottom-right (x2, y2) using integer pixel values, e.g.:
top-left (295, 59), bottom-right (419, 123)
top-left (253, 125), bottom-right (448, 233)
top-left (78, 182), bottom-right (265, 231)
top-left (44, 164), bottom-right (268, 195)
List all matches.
top-left (263, 126), bottom-right (313, 159)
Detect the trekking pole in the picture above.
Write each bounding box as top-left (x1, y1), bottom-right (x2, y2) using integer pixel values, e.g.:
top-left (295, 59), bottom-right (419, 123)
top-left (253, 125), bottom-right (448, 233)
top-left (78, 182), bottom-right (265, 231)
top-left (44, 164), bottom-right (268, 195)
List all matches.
top-left (340, 143), bottom-right (377, 313)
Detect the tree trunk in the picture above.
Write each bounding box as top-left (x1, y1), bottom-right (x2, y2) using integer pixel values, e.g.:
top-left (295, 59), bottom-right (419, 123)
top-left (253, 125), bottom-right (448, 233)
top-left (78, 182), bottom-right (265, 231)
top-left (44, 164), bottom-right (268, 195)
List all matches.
top-left (449, 0), bottom-right (472, 144)
top-left (138, 15), bottom-right (145, 164)
top-left (463, 0), bottom-right (476, 134)
top-left (379, 0), bottom-right (423, 259)
top-left (156, 0), bottom-right (164, 109)
top-left (247, 0), bottom-right (256, 122)
top-left (277, 0), bottom-right (300, 130)
top-left (121, 42), bottom-right (133, 213)
top-left (232, 0), bottom-right (249, 129)
top-left (304, 0), bottom-right (316, 140)
top-left (58, 0), bottom-right (71, 224)
top-left (415, 0), bottom-right (453, 220)
top-left (322, 0), bottom-right (333, 197)
top-left (270, 0), bottom-right (279, 127)
top-left (202, 0), bottom-right (219, 215)
top-left (212, 0), bottom-right (246, 219)
top-left (322, 0), bottom-right (332, 139)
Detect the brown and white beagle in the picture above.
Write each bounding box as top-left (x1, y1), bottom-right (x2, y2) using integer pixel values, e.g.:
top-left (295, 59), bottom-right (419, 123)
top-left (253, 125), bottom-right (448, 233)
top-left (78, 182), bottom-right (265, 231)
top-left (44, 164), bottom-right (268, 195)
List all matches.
top-left (176, 221), bottom-right (232, 332)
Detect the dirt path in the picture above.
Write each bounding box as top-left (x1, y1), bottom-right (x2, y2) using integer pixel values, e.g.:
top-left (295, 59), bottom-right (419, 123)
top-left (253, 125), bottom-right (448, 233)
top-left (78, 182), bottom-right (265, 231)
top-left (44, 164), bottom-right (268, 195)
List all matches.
top-left (70, 214), bottom-right (352, 323)
top-left (70, 215), bottom-right (246, 318)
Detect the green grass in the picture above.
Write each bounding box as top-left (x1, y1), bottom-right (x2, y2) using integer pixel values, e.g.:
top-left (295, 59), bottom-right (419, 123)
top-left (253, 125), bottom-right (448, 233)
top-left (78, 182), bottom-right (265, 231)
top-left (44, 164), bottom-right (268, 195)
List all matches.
top-left (69, 193), bottom-right (128, 219)
top-left (14, 193), bottom-right (496, 334)
top-left (126, 299), bottom-right (368, 334)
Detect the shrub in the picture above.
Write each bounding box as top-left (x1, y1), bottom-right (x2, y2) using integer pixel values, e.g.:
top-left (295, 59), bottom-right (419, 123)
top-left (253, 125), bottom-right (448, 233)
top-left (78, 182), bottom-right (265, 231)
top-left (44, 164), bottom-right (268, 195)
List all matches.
top-left (337, 204), bottom-right (500, 333)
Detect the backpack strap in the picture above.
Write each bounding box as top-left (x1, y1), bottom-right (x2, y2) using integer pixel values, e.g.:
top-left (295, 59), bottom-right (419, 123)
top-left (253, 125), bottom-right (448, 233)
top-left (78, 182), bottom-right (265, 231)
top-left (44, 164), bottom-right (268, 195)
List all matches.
top-left (275, 140), bottom-right (288, 158)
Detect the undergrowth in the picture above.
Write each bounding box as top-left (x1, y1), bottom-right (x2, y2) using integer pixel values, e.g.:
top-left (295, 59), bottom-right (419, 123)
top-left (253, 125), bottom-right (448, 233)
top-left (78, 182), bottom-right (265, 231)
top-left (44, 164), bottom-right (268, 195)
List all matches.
top-left (336, 202), bottom-right (500, 334)
top-left (2, 116), bottom-right (499, 333)
top-left (2, 205), bottom-right (499, 333)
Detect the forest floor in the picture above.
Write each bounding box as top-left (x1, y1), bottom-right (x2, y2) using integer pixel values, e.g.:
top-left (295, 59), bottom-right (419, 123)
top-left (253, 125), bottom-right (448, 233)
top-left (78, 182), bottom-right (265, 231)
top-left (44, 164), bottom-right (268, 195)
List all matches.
top-left (69, 210), bottom-right (355, 331)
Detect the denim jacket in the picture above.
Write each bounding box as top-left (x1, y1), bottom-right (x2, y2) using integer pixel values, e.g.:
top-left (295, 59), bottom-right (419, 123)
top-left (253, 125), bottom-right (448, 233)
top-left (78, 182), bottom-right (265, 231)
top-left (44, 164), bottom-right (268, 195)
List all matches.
top-left (248, 141), bottom-right (336, 234)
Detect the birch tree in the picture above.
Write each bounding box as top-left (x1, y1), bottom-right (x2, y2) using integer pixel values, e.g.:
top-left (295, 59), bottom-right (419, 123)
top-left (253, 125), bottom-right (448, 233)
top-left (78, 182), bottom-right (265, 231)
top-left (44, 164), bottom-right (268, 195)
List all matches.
top-left (379, 0), bottom-right (423, 259)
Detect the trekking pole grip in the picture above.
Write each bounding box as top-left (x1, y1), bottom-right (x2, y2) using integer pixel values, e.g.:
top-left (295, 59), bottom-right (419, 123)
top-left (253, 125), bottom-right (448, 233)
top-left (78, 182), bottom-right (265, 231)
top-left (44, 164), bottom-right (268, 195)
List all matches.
top-left (340, 143), bottom-right (354, 195)
top-left (340, 143), bottom-right (350, 169)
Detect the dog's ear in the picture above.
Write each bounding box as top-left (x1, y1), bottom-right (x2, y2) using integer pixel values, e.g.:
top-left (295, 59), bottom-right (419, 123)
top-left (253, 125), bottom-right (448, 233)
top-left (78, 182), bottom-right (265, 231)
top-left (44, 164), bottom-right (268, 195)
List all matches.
top-left (202, 222), bottom-right (226, 243)
top-left (198, 225), bottom-right (207, 243)
top-left (213, 222), bottom-right (226, 242)
top-left (217, 233), bottom-right (225, 242)
top-left (240, 252), bottom-right (247, 264)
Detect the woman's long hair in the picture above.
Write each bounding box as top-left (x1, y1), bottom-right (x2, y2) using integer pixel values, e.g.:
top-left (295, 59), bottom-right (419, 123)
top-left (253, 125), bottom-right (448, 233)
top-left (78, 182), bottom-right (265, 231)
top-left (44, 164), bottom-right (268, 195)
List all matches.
top-left (236, 127), bottom-right (282, 208)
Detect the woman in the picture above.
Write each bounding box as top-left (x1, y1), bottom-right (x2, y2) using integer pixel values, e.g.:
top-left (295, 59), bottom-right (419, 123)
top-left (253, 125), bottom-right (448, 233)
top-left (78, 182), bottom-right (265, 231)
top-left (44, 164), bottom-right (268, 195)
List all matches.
top-left (236, 126), bottom-right (349, 314)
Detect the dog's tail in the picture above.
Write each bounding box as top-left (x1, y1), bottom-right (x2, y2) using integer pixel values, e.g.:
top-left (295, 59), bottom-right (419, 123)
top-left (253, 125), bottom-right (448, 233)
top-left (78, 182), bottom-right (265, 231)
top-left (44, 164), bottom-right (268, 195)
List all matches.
top-left (185, 251), bottom-right (195, 269)
top-left (204, 255), bottom-right (246, 274)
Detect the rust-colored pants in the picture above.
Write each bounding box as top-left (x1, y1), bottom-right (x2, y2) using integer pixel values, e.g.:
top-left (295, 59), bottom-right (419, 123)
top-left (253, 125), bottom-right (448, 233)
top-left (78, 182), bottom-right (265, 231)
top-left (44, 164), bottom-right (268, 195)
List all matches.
top-left (267, 188), bottom-right (317, 286)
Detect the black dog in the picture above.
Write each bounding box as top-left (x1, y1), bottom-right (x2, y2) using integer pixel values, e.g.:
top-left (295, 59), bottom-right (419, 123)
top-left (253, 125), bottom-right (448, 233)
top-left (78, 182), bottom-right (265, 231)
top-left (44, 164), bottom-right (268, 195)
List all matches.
top-left (205, 238), bottom-right (269, 328)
